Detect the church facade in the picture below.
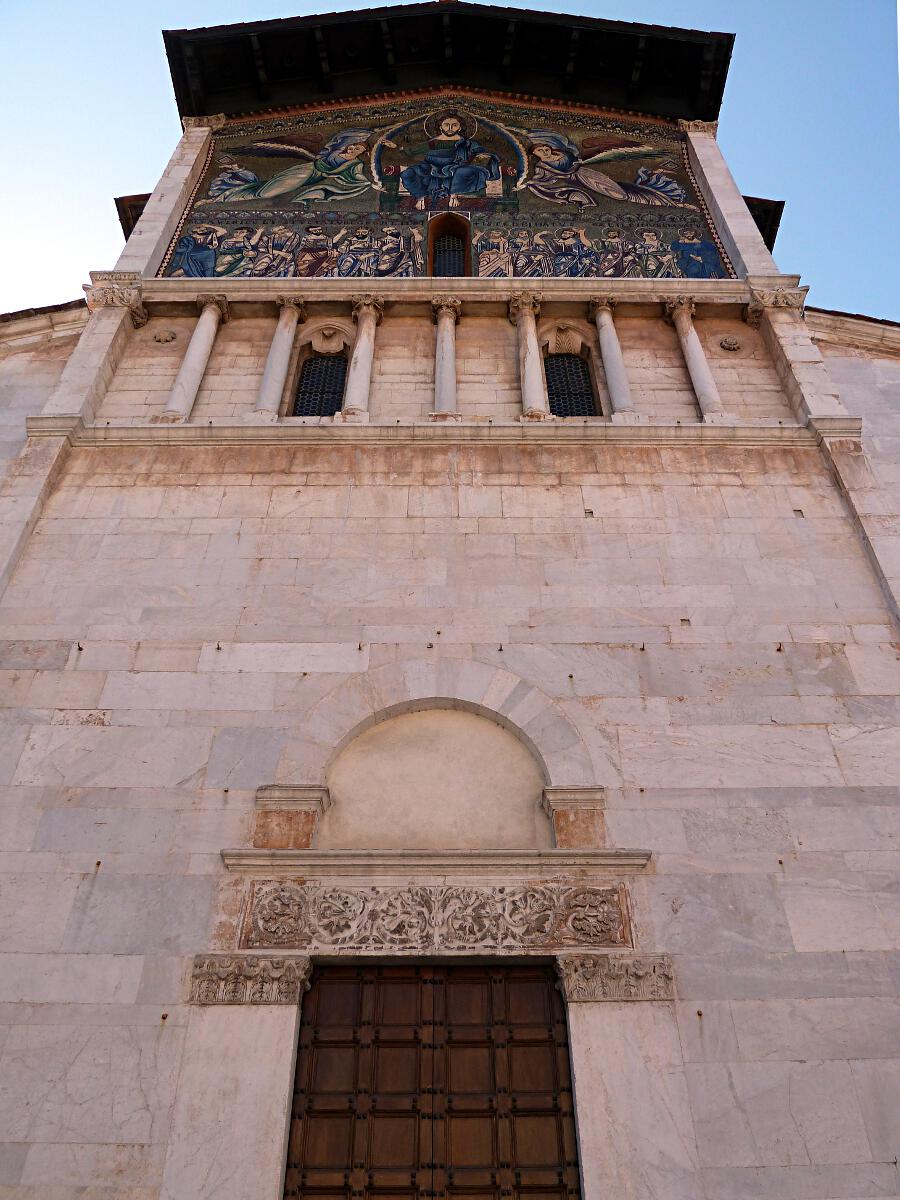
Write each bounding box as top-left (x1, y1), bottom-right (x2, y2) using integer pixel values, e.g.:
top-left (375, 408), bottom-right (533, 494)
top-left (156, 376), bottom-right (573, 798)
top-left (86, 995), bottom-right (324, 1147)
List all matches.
top-left (0, 5), bottom-right (898, 1198)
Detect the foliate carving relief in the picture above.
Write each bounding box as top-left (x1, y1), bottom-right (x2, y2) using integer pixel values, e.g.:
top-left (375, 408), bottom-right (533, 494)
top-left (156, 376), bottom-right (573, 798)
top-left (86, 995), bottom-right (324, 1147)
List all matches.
top-left (190, 954), bottom-right (312, 1004)
top-left (664, 295), bottom-right (696, 324)
top-left (677, 118), bottom-right (719, 138)
top-left (182, 113), bottom-right (228, 132)
top-left (351, 294), bottom-right (384, 324)
top-left (83, 272), bottom-right (147, 328)
top-left (432, 296), bottom-right (462, 323)
top-left (242, 881), bottom-right (629, 953)
top-left (197, 294), bottom-right (230, 323)
top-left (556, 954), bottom-right (675, 1002)
top-left (508, 292), bottom-right (542, 324)
top-left (745, 286), bottom-right (808, 327)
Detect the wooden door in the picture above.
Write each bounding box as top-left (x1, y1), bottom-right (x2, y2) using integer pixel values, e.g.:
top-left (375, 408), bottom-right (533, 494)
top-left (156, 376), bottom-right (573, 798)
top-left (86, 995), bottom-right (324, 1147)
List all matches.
top-left (284, 963), bottom-right (581, 1200)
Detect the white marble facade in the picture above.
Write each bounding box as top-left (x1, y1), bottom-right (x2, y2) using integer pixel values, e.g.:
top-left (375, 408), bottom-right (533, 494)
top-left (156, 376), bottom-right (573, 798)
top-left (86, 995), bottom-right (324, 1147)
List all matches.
top-left (0, 79), bottom-right (898, 1200)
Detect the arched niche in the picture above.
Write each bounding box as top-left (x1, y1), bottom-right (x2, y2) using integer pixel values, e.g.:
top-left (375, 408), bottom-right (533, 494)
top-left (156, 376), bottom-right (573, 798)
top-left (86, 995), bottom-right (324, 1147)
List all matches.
top-left (316, 705), bottom-right (551, 850)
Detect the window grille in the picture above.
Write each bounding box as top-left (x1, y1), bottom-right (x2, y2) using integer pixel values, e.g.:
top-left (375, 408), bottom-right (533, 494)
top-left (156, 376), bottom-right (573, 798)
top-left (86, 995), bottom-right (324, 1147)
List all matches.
top-left (544, 353), bottom-right (596, 417)
top-left (433, 233), bottom-right (466, 277)
top-left (293, 353), bottom-right (348, 417)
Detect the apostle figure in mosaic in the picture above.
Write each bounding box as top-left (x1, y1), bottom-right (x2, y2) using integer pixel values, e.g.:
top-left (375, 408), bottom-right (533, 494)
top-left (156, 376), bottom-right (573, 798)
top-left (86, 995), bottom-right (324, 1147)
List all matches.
top-left (523, 131), bottom-right (695, 210)
top-left (474, 230), bottom-right (514, 278)
top-left (671, 228), bottom-right (725, 278)
top-left (400, 111), bottom-right (501, 210)
top-left (373, 226), bottom-right (424, 277)
top-left (294, 227), bottom-right (346, 277)
top-left (198, 130), bottom-right (379, 206)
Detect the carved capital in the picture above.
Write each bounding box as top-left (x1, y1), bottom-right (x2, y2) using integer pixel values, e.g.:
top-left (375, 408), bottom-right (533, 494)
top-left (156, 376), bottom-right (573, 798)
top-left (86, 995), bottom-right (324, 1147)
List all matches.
top-left (83, 272), bottom-right (147, 328)
top-left (432, 296), bottom-right (462, 324)
top-left (664, 296), bottom-right (696, 325)
top-left (197, 294), bottom-right (229, 323)
top-left (745, 286), bottom-right (808, 327)
top-left (588, 296), bottom-right (616, 319)
top-left (242, 881), bottom-right (629, 953)
top-left (677, 118), bottom-right (718, 138)
top-left (276, 296), bottom-right (307, 321)
top-left (182, 113), bottom-right (228, 132)
top-left (351, 294), bottom-right (384, 325)
top-left (556, 953), bottom-right (675, 1002)
top-left (508, 292), bottom-right (542, 324)
top-left (190, 954), bottom-right (312, 1004)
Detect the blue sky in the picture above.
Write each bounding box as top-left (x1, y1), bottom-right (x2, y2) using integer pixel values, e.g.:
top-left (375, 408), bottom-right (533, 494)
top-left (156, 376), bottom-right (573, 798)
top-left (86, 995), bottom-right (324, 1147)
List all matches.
top-left (2, 0), bottom-right (898, 319)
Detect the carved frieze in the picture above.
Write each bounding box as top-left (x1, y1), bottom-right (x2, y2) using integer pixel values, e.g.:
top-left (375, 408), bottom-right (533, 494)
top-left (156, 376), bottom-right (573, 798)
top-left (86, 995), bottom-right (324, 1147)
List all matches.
top-left (556, 953), bottom-right (675, 1002)
top-left (190, 954), bottom-right (312, 1004)
top-left (241, 881), bottom-right (629, 953)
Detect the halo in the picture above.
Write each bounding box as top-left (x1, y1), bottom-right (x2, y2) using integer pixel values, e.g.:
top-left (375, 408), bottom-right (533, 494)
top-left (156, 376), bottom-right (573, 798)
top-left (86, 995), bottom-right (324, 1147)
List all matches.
top-left (423, 108), bottom-right (476, 141)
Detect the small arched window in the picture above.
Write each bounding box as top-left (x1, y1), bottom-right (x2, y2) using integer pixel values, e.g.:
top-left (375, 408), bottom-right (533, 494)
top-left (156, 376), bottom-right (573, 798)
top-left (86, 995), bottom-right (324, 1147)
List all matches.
top-left (544, 353), bottom-right (596, 417)
top-left (293, 353), bottom-right (348, 417)
top-left (428, 213), bottom-right (470, 277)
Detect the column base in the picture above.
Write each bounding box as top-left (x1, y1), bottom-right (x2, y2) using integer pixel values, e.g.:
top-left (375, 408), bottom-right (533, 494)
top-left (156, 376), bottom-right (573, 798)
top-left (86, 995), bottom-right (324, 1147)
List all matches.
top-left (609, 411), bottom-right (649, 425)
top-left (334, 408), bottom-right (370, 424)
top-left (701, 411), bottom-right (735, 424)
top-left (429, 411), bottom-right (462, 422)
top-left (242, 409), bottom-right (279, 424)
top-left (520, 409), bottom-right (556, 422)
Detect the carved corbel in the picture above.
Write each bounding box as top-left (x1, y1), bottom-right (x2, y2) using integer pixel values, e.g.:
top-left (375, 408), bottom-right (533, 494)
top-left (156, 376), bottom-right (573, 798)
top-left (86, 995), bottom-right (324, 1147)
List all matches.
top-left (508, 292), bottom-right (542, 324)
top-left (190, 954), bottom-right (312, 1004)
top-left (182, 113), bottom-right (228, 132)
top-left (744, 286), bottom-right (809, 328)
top-left (83, 271), bottom-right (148, 329)
top-left (677, 118), bottom-right (718, 138)
top-left (197, 294), bottom-right (229, 324)
top-left (351, 294), bottom-right (384, 325)
top-left (431, 296), bottom-right (462, 324)
top-left (556, 953), bottom-right (675, 1002)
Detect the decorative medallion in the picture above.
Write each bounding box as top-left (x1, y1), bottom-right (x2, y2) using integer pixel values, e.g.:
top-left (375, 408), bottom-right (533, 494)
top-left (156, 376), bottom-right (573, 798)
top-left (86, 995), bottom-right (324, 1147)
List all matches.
top-left (241, 880), bottom-right (629, 953)
top-left (190, 954), bottom-right (312, 1004)
top-left (556, 953), bottom-right (675, 1002)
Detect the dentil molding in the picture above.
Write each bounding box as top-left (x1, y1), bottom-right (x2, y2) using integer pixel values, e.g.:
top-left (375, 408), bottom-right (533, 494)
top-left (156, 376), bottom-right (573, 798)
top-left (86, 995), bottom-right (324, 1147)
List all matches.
top-left (190, 954), bottom-right (312, 1004)
top-left (556, 953), bottom-right (675, 1002)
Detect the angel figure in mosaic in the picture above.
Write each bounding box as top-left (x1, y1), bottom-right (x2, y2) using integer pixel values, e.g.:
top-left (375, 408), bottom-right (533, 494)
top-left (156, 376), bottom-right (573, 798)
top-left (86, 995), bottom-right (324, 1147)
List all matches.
top-left (197, 129), bottom-right (389, 206)
top-left (522, 131), bottom-right (696, 210)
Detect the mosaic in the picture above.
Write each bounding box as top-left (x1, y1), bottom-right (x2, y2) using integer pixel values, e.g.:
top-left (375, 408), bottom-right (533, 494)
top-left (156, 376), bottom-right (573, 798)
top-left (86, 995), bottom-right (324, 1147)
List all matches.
top-left (163, 92), bottom-right (730, 280)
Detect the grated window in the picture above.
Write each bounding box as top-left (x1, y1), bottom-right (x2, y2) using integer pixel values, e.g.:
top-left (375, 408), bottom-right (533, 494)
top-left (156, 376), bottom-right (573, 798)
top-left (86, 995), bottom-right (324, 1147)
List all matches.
top-left (293, 353), bottom-right (348, 417)
top-left (433, 233), bottom-right (466, 277)
top-left (544, 353), bottom-right (596, 417)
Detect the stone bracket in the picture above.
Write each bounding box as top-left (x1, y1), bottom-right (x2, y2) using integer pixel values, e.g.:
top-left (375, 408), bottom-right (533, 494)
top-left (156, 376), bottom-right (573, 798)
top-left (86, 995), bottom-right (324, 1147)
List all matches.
top-left (556, 953), bottom-right (675, 1002)
top-left (84, 271), bottom-right (148, 329)
top-left (189, 953), bottom-right (312, 1004)
top-left (745, 285), bottom-right (808, 327)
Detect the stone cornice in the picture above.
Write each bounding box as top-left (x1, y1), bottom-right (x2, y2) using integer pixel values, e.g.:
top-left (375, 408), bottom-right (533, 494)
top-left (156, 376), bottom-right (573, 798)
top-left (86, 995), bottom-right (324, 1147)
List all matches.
top-left (806, 309), bottom-right (900, 356)
top-left (255, 784), bottom-right (332, 813)
top-left (221, 847), bottom-right (652, 878)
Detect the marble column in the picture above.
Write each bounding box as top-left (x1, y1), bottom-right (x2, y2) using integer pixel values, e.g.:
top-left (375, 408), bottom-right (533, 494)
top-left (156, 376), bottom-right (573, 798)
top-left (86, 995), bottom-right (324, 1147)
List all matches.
top-left (509, 292), bottom-right (550, 419)
top-left (665, 296), bottom-right (726, 420)
top-left (588, 298), bottom-right (635, 418)
top-left (431, 296), bottom-right (462, 420)
top-left (340, 294), bottom-right (383, 421)
top-left (252, 297), bottom-right (306, 422)
top-left (163, 295), bottom-right (228, 423)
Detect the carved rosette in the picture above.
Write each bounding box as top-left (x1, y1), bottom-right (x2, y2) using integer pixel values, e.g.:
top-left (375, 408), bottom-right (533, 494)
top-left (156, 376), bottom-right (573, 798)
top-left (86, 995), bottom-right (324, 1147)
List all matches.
top-left (677, 118), bottom-right (719, 138)
top-left (84, 271), bottom-right (147, 328)
top-left (745, 286), bottom-right (808, 328)
top-left (190, 954), bottom-right (312, 1004)
top-left (351, 294), bottom-right (384, 325)
top-left (508, 292), bottom-right (542, 325)
top-left (556, 954), bottom-right (675, 1002)
top-left (197, 294), bottom-right (229, 323)
top-left (241, 881), bottom-right (629, 953)
top-left (432, 296), bottom-right (462, 324)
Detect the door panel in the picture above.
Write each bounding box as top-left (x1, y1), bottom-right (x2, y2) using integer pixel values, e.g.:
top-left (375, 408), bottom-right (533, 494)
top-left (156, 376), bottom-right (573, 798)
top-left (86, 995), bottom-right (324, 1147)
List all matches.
top-left (284, 963), bottom-right (581, 1200)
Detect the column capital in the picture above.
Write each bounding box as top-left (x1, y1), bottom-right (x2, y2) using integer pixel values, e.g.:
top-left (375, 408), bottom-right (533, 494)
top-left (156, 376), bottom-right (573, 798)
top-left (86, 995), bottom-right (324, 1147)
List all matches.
top-left (197, 294), bottom-right (229, 323)
top-left (556, 953), bottom-right (675, 1003)
top-left (664, 295), bottom-right (696, 324)
top-left (276, 296), bottom-right (307, 320)
top-left (190, 954), bottom-right (312, 1005)
top-left (351, 294), bottom-right (384, 325)
top-left (508, 292), bottom-right (542, 324)
top-left (588, 296), bottom-right (617, 318)
top-left (431, 295), bottom-right (462, 324)
top-left (84, 271), bottom-right (147, 328)
top-left (745, 285), bottom-right (808, 328)
top-left (182, 113), bottom-right (228, 132)
top-left (677, 118), bottom-right (718, 138)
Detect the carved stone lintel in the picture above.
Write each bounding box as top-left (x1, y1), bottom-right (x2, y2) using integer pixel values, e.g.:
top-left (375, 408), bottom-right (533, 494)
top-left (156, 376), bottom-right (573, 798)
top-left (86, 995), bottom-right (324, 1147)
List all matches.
top-left (351, 294), bottom-right (384, 325)
top-left (677, 118), bottom-right (718, 138)
top-left (745, 286), bottom-right (809, 328)
top-left (508, 292), bottom-right (542, 324)
top-left (542, 787), bottom-right (606, 813)
top-left (197, 294), bottom-right (229, 324)
top-left (242, 881), bottom-right (629, 953)
top-left (556, 954), bottom-right (675, 1002)
top-left (84, 271), bottom-right (148, 328)
top-left (588, 296), bottom-right (616, 318)
top-left (276, 296), bottom-right (307, 321)
top-left (664, 296), bottom-right (696, 325)
top-left (190, 954), bottom-right (312, 1004)
top-left (182, 113), bottom-right (228, 132)
top-left (432, 296), bottom-right (462, 324)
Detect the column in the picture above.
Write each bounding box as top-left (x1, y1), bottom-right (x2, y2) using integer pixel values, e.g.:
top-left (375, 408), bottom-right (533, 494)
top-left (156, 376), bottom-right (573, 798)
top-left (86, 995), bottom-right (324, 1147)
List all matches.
top-left (340, 294), bottom-right (383, 421)
top-left (588, 297), bottom-right (636, 420)
top-left (665, 297), bottom-right (726, 421)
top-left (509, 292), bottom-right (550, 419)
top-left (251, 297), bottom-right (306, 422)
top-left (162, 295), bottom-right (228, 423)
top-left (431, 296), bottom-right (462, 420)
